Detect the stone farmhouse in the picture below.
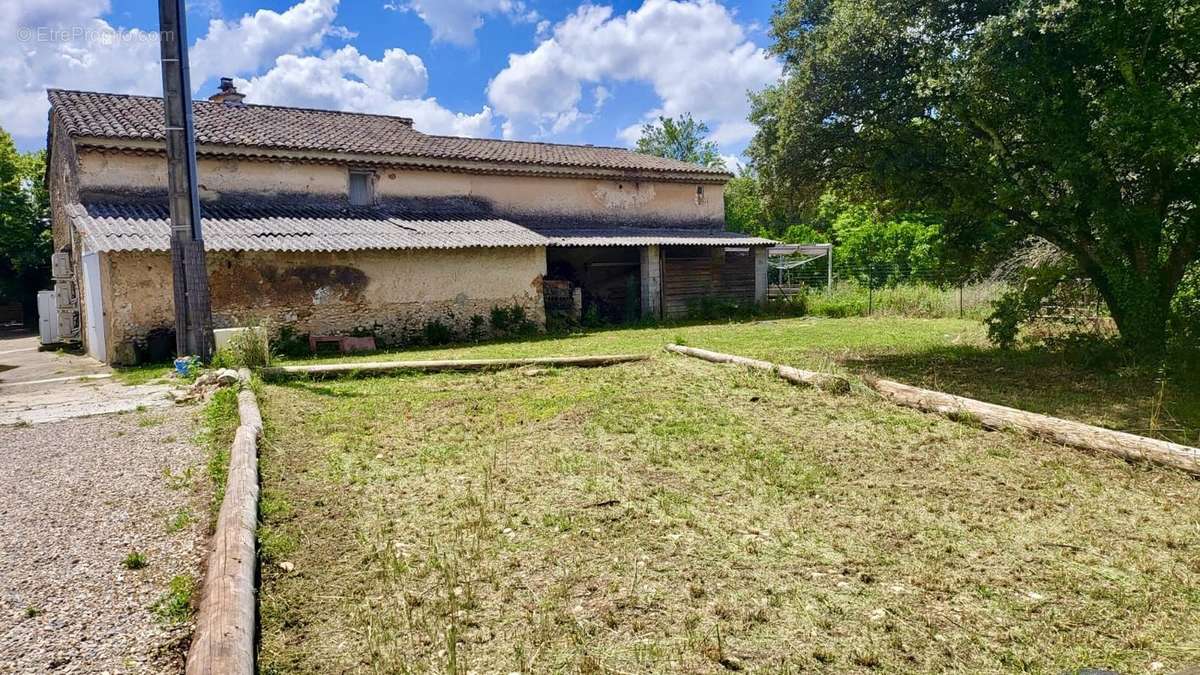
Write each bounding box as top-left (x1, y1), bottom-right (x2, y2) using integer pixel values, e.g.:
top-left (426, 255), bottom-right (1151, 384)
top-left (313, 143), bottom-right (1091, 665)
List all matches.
top-left (46, 83), bottom-right (772, 364)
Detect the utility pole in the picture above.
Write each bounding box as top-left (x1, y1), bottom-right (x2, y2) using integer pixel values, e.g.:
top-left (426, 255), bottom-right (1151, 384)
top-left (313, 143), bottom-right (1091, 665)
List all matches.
top-left (158, 0), bottom-right (213, 361)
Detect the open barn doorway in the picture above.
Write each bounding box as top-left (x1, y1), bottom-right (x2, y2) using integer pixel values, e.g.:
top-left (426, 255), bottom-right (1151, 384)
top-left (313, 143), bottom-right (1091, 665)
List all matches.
top-left (545, 247), bottom-right (641, 324)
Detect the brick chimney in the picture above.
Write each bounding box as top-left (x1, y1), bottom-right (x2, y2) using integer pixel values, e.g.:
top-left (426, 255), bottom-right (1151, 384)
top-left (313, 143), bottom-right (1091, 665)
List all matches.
top-left (209, 77), bottom-right (246, 107)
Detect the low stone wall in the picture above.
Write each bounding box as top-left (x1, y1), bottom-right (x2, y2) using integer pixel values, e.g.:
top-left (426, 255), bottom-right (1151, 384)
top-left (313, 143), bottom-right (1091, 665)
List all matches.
top-left (101, 247), bottom-right (546, 363)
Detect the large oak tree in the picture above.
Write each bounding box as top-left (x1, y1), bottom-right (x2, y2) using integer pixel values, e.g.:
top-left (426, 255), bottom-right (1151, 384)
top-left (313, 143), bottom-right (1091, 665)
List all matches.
top-left (749, 0), bottom-right (1199, 352)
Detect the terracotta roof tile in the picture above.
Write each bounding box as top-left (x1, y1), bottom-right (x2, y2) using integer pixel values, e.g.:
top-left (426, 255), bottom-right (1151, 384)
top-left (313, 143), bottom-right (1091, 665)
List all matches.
top-left (48, 89), bottom-right (729, 178)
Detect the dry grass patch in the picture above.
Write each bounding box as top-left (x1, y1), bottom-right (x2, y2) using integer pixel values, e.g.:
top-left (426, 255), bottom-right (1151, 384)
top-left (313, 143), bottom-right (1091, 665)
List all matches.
top-left (258, 357), bottom-right (1200, 673)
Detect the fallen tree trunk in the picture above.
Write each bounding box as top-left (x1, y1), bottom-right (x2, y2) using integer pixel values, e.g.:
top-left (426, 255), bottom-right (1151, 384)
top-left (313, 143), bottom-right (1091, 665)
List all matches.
top-left (665, 344), bottom-right (851, 394)
top-left (260, 354), bottom-right (649, 380)
top-left (186, 387), bottom-right (261, 675)
top-left (865, 376), bottom-right (1200, 476)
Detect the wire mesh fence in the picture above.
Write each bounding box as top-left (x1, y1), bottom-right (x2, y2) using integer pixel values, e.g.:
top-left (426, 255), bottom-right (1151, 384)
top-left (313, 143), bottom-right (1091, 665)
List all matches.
top-left (768, 247), bottom-right (1108, 323)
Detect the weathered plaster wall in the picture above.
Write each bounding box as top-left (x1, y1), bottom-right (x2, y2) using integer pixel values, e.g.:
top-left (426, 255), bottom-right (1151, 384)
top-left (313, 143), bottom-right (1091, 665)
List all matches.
top-left (76, 150), bottom-right (725, 225)
top-left (101, 247), bottom-right (546, 363)
top-left (48, 118), bottom-right (81, 252)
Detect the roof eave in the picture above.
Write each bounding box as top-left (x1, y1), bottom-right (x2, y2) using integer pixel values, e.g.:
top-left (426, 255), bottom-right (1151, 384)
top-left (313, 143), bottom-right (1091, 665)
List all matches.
top-left (69, 136), bottom-right (733, 184)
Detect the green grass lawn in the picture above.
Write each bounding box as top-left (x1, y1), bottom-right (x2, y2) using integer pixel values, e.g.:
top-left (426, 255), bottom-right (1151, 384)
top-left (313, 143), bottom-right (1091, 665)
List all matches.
top-left (276, 317), bottom-right (1200, 445)
top-left (256, 319), bottom-right (1200, 673)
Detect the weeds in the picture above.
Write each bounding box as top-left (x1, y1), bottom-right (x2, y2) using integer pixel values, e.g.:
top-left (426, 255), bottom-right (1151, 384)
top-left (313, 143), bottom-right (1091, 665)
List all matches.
top-left (198, 387), bottom-right (239, 522)
top-left (166, 509), bottom-right (194, 533)
top-left (152, 574), bottom-right (196, 625)
top-left (122, 551), bottom-right (149, 570)
top-left (162, 466), bottom-right (193, 490)
top-left (212, 326), bottom-right (270, 369)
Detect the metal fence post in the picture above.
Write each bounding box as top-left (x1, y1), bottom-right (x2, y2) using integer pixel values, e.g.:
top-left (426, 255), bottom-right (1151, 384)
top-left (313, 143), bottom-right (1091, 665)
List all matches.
top-left (868, 272), bottom-right (874, 316)
top-left (826, 244), bottom-right (833, 292)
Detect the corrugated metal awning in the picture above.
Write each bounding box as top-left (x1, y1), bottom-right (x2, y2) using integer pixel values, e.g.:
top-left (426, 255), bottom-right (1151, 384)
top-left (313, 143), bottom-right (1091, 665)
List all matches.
top-left (538, 228), bottom-right (775, 247)
top-left (69, 202), bottom-right (548, 253)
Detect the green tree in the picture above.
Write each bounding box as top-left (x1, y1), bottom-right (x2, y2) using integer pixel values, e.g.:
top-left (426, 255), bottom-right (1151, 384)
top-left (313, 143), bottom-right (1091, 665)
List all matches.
top-left (0, 127), bottom-right (50, 323)
top-left (725, 170), bottom-right (829, 242)
top-left (826, 200), bottom-right (945, 286)
top-left (749, 0), bottom-right (1200, 353)
top-left (635, 114), bottom-right (726, 169)
top-left (724, 173), bottom-right (767, 235)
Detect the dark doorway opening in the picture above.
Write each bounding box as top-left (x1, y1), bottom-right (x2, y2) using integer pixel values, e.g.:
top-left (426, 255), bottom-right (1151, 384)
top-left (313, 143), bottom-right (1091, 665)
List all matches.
top-left (546, 247), bottom-right (641, 324)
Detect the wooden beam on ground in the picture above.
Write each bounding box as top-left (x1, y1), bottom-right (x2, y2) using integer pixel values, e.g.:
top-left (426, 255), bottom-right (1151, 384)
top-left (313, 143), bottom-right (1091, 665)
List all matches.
top-left (665, 344), bottom-right (851, 394)
top-left (186, 385), bottom-right (261, 675)
top-left (865, 375), bottom-right (1200, 476)
top-left (259, 354), bottom-right (650, 380)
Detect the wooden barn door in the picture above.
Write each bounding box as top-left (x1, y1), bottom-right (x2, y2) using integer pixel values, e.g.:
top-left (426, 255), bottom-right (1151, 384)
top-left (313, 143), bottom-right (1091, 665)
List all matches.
top-left (662, 247), bottom-right (756, 319)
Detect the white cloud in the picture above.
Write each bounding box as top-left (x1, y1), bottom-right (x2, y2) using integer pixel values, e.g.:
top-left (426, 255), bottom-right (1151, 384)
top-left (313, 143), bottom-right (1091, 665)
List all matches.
top-left (239, 46), bottom-right (494, 137)
top-left (486, 0), bottom-right (781, 149)
top-left (592, 85), bottom-right (611, 111)
top-left (190, 0), bottom-right (351, 83)
top-left (1, 2), bottom-right (163, 144)
top-left (388, 0), bottom-right (539, 47)
top-left (0, 0), bottom-right (493, 148)
top-left (719, 153), bottom-right (744, 173)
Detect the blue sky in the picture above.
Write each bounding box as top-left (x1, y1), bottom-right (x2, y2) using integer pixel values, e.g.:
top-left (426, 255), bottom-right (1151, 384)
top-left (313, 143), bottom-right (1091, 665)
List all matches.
top-left (3, 1), bottom-right (781, 163)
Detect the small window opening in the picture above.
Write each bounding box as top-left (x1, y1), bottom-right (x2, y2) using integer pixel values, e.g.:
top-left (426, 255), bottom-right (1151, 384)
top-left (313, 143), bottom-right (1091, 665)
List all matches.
top-left (695, 185), bottom-right (706, 205)
top-left (349, 170), bottom-right (375, 206)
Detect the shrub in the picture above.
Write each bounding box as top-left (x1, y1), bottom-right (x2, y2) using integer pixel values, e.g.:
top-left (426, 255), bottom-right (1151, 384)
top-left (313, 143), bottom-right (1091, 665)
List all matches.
top-left (761, 296), bottom-right (807, 318)
top-left (212, 326), bottom-right (270, 369)
top-left (273, 325), bottom-right (310, 358)
top-left (1171, 265), bottom-right (1200, 369)
top-left (468, 314), bottom-right (487, 340)
top-left (422, 317), bottom-right (454, 345)
top-left (986, 264), bottom-right (1073, 348)
top-left (581, 305), bottom-right (605, 328)
top-left (490, 302), bottom-right (536, 335)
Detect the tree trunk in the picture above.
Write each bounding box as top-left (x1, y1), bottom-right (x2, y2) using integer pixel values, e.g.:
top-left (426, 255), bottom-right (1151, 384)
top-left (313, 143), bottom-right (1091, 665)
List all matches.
top-left (1081, 252), bottom-right (1175, 357)
top-left (1095, 274), bottom-right (1172, 357)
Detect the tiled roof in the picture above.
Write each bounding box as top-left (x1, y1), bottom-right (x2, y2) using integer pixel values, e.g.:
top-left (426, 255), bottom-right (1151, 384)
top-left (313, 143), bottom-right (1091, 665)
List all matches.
top-left (539, 228), bottom-right (775, 247)
top-left (68, 202), bottom-right (548, 253)
top-left (48, 89), bottom-right (729, 178)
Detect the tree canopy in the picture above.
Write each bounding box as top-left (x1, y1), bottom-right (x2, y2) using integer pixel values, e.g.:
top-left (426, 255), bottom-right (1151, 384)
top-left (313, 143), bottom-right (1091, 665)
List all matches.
top-left (749, 0), bottom-right (1200, 353)
top-left (0, 126), bottom-right (49, 321)
top-left (635, 114), bottom-right (726, 169)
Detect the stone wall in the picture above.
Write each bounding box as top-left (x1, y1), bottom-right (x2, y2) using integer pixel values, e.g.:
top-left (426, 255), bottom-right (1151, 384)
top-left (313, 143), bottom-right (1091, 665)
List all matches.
top-left (101, 247), bottom-right (546, 363)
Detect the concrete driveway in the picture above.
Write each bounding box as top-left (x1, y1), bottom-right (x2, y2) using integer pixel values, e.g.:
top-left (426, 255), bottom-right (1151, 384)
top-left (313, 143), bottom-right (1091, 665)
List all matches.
top-left (0, 335), bottom-right (174, 425)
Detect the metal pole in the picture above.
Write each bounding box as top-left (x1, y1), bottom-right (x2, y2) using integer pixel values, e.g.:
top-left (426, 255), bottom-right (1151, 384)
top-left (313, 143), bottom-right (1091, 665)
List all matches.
top-left (159, 0), bottom-right (213, 361)
top-left (826, 244), bottom-right (833, 292)
top-left (868, 271), bottom-right (874, 316)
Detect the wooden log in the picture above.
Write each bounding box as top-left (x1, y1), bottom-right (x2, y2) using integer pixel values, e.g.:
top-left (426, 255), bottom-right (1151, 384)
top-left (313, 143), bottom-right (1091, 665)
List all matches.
top-left (865, 375), bottom-right (1200, 476)
top-left (236, 390), bottom-right (262, 437)
top-left (186, 389), bottom-right (263, 675)
top-left (259, 354), bottom-right (649, 380)
top-left (665, 344), bottom-right (851, 394)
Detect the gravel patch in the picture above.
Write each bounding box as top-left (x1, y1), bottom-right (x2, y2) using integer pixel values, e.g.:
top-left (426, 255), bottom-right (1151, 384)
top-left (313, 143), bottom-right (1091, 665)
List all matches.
top-left (0, 405), bottom-right (210, 674)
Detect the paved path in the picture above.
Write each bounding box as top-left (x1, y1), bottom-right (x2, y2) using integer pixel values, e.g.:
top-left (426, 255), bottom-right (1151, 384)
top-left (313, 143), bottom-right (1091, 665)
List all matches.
top-left (0, 335), bottom-right (174, 425)
top-left (0, 405), bottom-right (208, 674)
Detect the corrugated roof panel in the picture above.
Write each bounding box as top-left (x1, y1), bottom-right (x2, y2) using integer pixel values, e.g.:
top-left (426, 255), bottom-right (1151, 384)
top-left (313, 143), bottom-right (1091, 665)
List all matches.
top-left (69, 203), bottom-right (548, 253)
top-left (538, 228), bottom-right (776, 247)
